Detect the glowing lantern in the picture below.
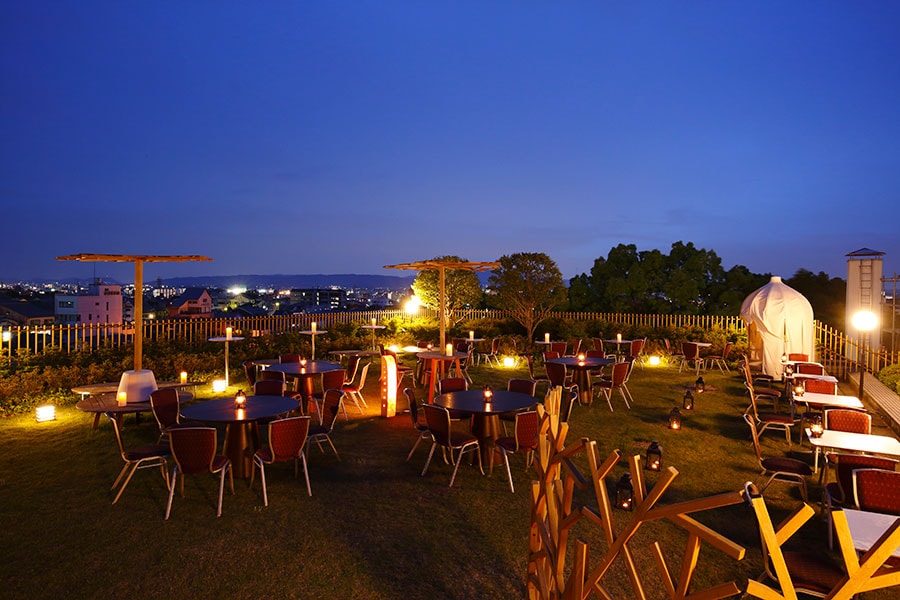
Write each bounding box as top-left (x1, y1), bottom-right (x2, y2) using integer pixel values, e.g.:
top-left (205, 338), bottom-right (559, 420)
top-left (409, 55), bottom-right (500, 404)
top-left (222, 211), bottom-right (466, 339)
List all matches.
top-left (212, 379), bottom-right (228, 393)
top-left (502, 356), bottom-right (516, 368)
top-left (180, 371), bottom-right (188, 384)
top-left (682, 389), bottom-right (694, 410)
top-left (234, 390), bottom-right (247, 409)
top-left (695, 376), bottom-right (705, 393)
top-left (36, 404), bottom-right (56, 422)
top-left (646, 440), bottom-right (662, 472)
top-left (648, 355), bottom-right (661, 367)
top-left (668, 407), bottom-right (683, 430)
top-left (381, 353), bottom-right (398, 417)
top-left (615, 473), bottom-right (634, 510)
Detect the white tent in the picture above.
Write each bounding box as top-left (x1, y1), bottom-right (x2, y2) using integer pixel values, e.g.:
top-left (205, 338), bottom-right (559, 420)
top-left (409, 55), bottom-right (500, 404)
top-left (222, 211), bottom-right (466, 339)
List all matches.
top-left (740, 276), bottom-right (815, 380)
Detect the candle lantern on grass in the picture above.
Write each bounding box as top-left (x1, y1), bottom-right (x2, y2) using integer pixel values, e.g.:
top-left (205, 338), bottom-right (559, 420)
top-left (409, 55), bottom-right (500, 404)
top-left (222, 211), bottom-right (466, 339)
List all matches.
top-left (668, 407), bottom-right (683, 430)
top-left (695, 376), bottom-right (705, 393)
top-left (682, 389), bottom-right (694, 410)
top-left (615, 473), bottom-right (634, 510)
top-left (646, 441), bottom-right (662, 472)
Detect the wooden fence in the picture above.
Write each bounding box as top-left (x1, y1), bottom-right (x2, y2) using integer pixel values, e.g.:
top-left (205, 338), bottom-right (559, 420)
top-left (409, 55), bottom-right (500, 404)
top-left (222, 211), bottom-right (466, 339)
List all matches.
top-left (2, 309), bottom-right (898, 374)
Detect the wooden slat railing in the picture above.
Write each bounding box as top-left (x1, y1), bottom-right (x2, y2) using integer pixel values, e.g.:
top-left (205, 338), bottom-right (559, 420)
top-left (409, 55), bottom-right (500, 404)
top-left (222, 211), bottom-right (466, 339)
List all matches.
top-left (2, 310), bottom-right (898, 374)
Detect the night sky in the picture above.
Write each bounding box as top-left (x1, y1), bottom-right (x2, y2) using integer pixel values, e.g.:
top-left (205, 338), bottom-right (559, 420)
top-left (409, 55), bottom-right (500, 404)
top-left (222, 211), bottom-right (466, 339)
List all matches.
top-left (2, 2), bottom-right (899, 284)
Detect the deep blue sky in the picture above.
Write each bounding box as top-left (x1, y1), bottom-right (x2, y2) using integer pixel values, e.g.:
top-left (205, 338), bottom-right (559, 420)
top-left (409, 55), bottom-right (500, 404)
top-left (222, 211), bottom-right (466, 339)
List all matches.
top-left (2, 2), bottom-right (899, 284)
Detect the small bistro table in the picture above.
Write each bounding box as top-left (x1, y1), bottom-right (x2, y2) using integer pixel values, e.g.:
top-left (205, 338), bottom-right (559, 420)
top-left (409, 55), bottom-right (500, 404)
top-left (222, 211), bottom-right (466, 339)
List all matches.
top-left (434, 389), bottom-right (537, 468)
top-left (263, 360), bottom-right (342, 416)
top-left (181, 395), bottom-right (298, 478)
top-left (546, 356), bottom-right (615, 406)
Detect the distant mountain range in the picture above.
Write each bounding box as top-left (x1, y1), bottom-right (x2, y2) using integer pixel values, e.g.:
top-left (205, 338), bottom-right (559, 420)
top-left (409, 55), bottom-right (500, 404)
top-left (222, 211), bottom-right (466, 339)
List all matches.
top-left (159, 273), bottom-right (417, 290)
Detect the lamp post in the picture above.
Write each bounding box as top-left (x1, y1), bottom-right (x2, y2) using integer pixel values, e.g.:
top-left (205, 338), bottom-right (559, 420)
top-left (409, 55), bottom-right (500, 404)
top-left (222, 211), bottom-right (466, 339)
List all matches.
top-left (851, 309), bottom-right (878, 401)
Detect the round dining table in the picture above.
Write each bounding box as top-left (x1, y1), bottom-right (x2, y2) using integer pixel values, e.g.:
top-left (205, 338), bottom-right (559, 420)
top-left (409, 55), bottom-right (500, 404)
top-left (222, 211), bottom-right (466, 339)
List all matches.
top-left (417, 350), bottom-right (468, 403)
top-left (546, 356), bottom-right (615, 406)
top-left (263, 360), bottom-right (342, 415)
top-left (434, 389), bottom-right (538, 468)
top-left (181, 395), bottom-right (299, 478)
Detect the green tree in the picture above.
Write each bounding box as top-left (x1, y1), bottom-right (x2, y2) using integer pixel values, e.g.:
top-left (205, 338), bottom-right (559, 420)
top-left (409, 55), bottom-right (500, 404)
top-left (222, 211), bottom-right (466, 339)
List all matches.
top-left (786, 269), bottom-right (846, 328)
top-left (487, 252), bottom-right (567, 341)
top-left (411, 256), bottom-right (483, 328)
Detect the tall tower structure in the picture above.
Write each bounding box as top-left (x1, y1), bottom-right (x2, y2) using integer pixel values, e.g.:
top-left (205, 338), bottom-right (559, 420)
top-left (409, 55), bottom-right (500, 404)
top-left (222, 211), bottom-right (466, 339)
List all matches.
top-left (846, 248), bottom-right (884, 357)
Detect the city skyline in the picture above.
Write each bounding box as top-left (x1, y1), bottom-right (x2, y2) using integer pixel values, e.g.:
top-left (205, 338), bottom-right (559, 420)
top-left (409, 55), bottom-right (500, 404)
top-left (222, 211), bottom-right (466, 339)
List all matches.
top-left (3, 3), bottom-right (899, 283)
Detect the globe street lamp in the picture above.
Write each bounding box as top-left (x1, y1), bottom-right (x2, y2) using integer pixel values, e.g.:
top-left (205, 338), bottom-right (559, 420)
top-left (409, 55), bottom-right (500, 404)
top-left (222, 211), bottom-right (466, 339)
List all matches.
top-left (851, 309), bottom-right (878, 401)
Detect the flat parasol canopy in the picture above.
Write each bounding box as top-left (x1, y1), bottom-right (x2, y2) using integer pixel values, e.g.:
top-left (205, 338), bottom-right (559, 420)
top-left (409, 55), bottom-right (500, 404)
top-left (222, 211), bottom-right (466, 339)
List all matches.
top-left (57, 253), bottom-right (213, 371)
top-left (384, 259), bottom-right (499, 348)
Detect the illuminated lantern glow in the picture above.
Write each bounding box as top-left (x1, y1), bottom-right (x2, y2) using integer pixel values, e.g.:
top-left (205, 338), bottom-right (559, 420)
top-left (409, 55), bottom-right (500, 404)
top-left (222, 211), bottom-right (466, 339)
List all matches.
top-left (212, 379), bottom-right (228, 393)
top-left (234, 390), bottom-right (247, 409)
top-left (36, 404), bottom-right (56, 422)
top-left (809, 414), bottom-right (824, 438)
top-left (648, 355), bottom-right (661, 367)
top-left (695, 376), bottom-right (705, 393)
top-left (117, 392), bottom-right (128, 406)
top-left (682, 389), bottom-right (694, 410)
top-left (502, 356), bottom-right (516, 368)
top-left (226, 326), bottom-right (233, 340)
top-left (668, 407), bottom-right (683, 430)
top-left (180, 371), bottom-right (188, 384)
top-left (381, 353), bottom-right (398, 417)
top-left (615, 473), bottom-right (633, 510)
top-left (646, 440), bottom-right (662, 472)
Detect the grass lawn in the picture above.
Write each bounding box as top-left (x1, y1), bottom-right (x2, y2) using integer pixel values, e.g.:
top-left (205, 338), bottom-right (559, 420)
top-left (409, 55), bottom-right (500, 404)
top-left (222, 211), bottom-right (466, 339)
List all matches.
top-left (2, 355), bottom-right (897, 599)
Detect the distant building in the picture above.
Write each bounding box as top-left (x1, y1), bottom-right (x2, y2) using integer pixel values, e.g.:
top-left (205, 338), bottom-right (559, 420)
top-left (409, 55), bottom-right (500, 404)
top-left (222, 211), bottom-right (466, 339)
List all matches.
top-left (54, 280), bottom-right (123, 325)
top-left (167, 288), bottom-right (213, 318)
top-left (289, 287), bottom-right (346, 311)
top-left (0, 298), bottom-right (56, 327)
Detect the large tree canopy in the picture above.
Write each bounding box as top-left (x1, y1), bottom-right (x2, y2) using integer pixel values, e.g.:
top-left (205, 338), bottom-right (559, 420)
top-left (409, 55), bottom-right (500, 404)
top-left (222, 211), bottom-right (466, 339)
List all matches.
top-left (410, 255), bottom-right (483, 328)
top-left (488, 252), bottom-right (567, 340)
top-left (568, 242), bottom-right (769, 315)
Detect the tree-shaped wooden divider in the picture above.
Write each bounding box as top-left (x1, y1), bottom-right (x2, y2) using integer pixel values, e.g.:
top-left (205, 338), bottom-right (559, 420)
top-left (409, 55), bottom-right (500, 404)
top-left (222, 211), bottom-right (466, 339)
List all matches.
top-left (528, 387), bottom-right (747, 599)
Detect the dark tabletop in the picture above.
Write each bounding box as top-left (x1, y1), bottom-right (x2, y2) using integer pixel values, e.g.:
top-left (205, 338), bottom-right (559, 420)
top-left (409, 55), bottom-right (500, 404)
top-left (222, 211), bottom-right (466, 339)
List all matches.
top-left (434, 390), bottom-right (537, 414)
top-left (76, 390), bottom-right (193, 414)
top-left (546, 356), bottom-right (615, 369)
top-left (181, 395), bottom-right (298, 423)
top-left (264, 360), bottom-right (341, 377)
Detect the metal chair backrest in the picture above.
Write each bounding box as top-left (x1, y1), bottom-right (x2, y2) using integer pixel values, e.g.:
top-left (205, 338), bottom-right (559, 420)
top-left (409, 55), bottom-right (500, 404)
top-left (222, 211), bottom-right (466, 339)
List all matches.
top-left (320, 389), bottom-right (344, 430)
top-left (259, 369), bottom-right (287, 382)
top-left (254, 379), bottom-right (286, 396)
top-left (549, 342), bottom-right (567, 356)
top-left (853, 468), bottom-right (900, 515)
top-left (569, 339), bottom-right (582, 356)
top-left (321, 369), bottom-right (346, 393)
top-left (832, 454), bottom-right (898, 504)
top-left (438, 377), bottom-right (467, 394)
top-left (592, 338), bottom-right (604, 352)
top-left (507, 378), bottom-right (537, 396)
top-left (797, 363), bottom-right (824, 375)
top-left (743, 413), bottom-right (764, 461)
top-left (514, 411), bottom-right (540, 451)
top-left (803, 378), bottom-right (837, 394)
top-left (169, 427), bottom-right (218, 475)
top-left (266, 416), bottom-right (310, 462)
top-left (243, 361), bottom-right (257, 387)
top-left (630, 338), bottom-right (644, 356)
top-left (355, 363), bottom-right (370, 389)
top-left (404, 388), bottom-right (423, 428)
top-left (423, 404), bottom-right (452, 446)
top-left (545, 361), bottom-right (566, 387)
top-left (150, 388), bottom-right (181, 430)
top-left (279, 353), bottom-right (301, 364)
top-left (345, 355), bottom-right (361, 384)
top-left (682, 342), bottom-right (699, 360)
top-left (788, 353), bottom-right (809, 362)
top-left (609, 361), bottom-right (629, 386)
top-left (586, 349), bottom-right (605, 359)
top-left (543, 351), bottom-right (560, 361)
top-left (825, 409), bottom-right (871, 434)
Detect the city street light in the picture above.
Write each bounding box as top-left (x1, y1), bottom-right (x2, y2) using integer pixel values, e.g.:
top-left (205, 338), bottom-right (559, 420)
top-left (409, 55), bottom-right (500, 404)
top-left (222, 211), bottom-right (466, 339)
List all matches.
top-left (851, 309), bottom-right (878, 400)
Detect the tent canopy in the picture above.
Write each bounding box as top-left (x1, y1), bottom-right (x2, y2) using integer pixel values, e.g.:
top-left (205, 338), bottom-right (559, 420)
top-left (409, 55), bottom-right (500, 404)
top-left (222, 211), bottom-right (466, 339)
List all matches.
top-left (740, 276), bottom-right (815, 379)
